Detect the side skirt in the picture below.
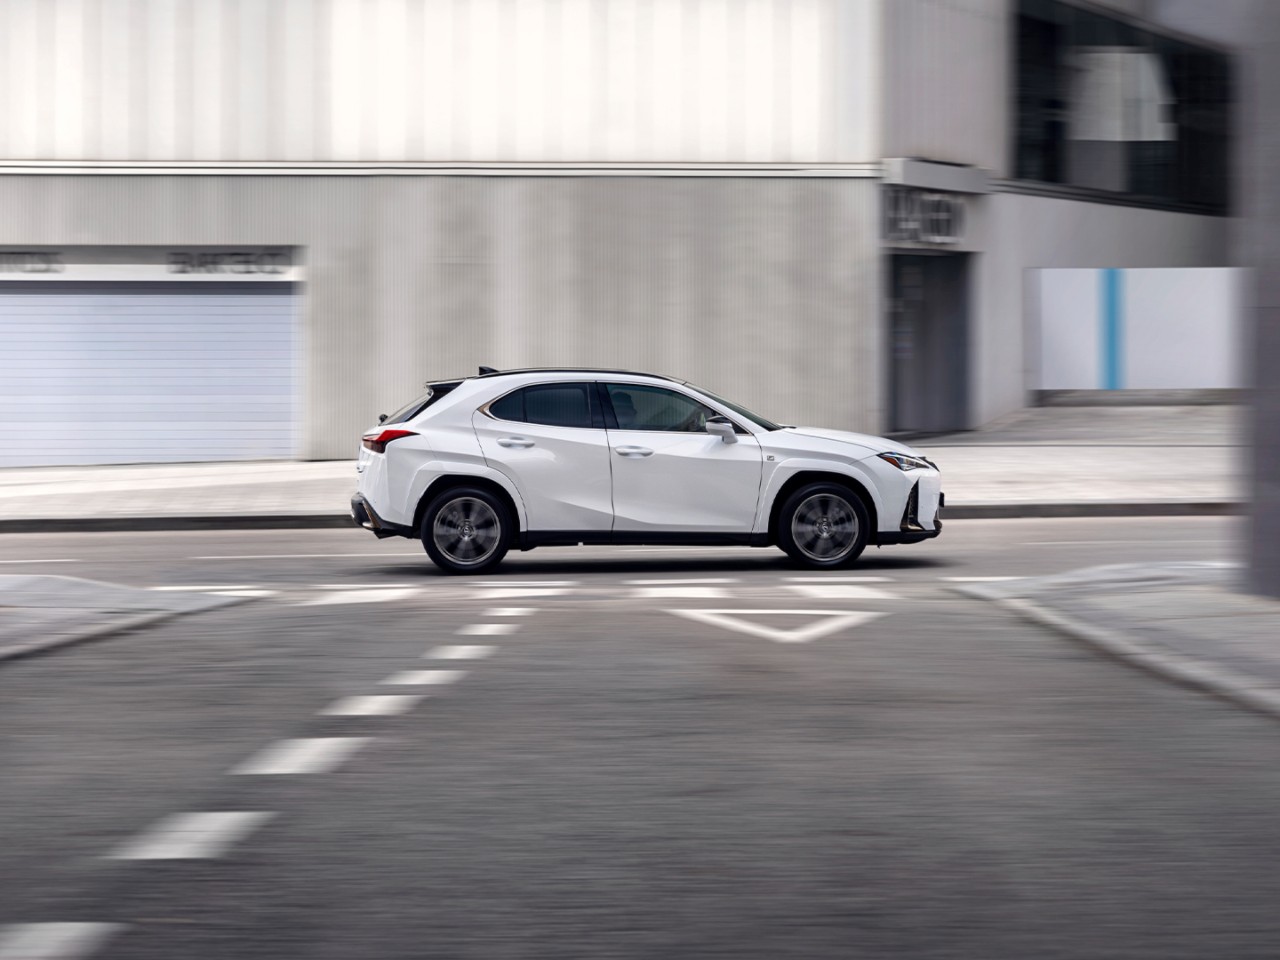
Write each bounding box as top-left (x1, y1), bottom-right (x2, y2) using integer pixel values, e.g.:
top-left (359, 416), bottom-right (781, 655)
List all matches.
top-left (517, 531), bottom-right (773, 550)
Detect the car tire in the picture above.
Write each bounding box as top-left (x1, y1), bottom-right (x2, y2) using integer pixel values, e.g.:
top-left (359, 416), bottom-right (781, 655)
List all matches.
top-left (778, 482), bottom-right (870, 569)
top-left (421, 486), bottom-right (512, 575)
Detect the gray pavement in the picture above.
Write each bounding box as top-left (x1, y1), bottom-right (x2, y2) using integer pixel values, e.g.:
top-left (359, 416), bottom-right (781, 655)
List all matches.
top-left (6, 520), bottom-right (1280, 958)
top-left (0, 406), bottom-right (1245, 527)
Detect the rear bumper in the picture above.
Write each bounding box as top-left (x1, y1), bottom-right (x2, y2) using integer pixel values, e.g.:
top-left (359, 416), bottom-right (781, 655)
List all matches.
top-left (351, 494), bottom-right (414, 539)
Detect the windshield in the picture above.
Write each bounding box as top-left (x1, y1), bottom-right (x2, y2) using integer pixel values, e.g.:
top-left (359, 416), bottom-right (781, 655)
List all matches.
top-left (690, 385), bottom-right (784, 431)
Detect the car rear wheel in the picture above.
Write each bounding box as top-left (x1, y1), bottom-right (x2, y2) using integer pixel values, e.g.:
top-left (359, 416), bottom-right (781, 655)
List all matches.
top-left (421, 487), bottom-right (511, 575)
top-left (778, 483), bottom-right (869, 568)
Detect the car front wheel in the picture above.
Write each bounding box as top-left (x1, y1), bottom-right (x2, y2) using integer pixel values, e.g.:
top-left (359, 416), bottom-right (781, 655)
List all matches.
top-left (421, 486), bottom-right (511, 575)
top-left (778, 483), bottom-right (869, 568)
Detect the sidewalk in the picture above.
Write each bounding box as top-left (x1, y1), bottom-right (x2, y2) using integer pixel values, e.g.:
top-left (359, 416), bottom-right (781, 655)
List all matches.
top-left (960, 562), bottom-right (1280, 724)
top-left (0, 405), bottom-right (1246, 530)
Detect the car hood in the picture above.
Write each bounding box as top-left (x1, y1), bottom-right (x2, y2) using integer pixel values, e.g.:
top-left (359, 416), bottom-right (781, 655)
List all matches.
top-left (776, 426), bottom-right (922, 459)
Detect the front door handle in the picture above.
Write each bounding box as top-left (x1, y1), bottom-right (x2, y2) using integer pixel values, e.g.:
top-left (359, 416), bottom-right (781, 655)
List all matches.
top-left (497, 437), bottom-right (535, 449)
top-left (614, 445), bottom-right (654, 458)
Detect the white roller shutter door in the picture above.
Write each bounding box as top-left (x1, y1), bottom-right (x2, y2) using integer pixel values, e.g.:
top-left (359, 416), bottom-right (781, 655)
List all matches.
top-left (0, 282), bottom-right (297, 466)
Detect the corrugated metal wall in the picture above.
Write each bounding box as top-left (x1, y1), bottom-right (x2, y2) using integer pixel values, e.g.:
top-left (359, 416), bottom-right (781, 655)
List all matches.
top-left (1, 0), bottom-right (879, 164)
top-left (0, 175), bottom-right (882, 458)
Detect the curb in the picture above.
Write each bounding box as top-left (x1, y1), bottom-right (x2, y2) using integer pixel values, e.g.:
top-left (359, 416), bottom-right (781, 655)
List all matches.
top-left (0, 501), bottom-right (1243, 533)
top-left (0, 608), bottom-right (187, 664)
top-left (991, 594), bottom-right (1280, 724)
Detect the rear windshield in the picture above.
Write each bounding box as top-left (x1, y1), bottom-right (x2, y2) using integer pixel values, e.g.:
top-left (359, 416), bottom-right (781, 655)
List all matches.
top-left (382, 382), bottom-right (459, 424)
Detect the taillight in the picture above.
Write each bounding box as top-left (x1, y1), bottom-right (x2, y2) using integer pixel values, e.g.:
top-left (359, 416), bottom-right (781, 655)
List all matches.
top-left (362, 428), bottom-right (417, 453)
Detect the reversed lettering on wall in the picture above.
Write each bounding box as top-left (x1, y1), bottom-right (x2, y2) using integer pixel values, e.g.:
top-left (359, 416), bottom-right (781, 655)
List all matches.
top-left (884, 187), bottom-right (965, 245)
top-left (0, 251), bottom-right (64, 273)
top-left (168, 251), bottom-right (288, 274)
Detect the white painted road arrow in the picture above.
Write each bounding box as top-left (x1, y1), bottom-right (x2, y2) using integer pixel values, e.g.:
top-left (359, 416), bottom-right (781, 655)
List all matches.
top-left (668, 609), bottom-right (887, 644)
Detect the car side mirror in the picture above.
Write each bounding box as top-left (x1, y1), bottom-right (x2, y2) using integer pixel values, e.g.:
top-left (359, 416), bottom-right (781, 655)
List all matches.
top-left (378, 413), bottom-right (389, 424)
top-left (706, 416), bottom-right (738, 444)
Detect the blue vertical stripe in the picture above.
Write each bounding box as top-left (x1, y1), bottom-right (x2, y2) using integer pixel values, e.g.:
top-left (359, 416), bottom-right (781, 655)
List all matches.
top-left (1101, 268), bottom-right (1123, 390)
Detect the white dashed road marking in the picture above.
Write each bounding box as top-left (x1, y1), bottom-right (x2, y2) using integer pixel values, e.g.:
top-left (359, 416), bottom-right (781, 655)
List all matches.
top-left (0, 923), bottom-right (123, 960)
top-left (383, 669), bottom-right (467, 686)
top-left (485, 607), bottom-right (535, 617)
top-left (302, 587), bottom-right (421, 606)
top-left (457, 623), bottom-right (518, 636)
top-left (0, 558), bottom-right (80, 564)
top-left (632, 586), bottom-right (731, 599)
top-left (108, 811), bottom-right (275, 860)
top-left (427, 644), bottom-right (496, 660)
top-left (231, 737), bottom-right (370, 775)
top-left (622, 578), bottom-right (738, 585)
top-left (321, 694), bottom-right (425, 717)
top-left (786, 576), bottom-right (894, 582)
top-left (670, 609), bottom-right (888, 644)
top-left (942, 576), bottom-right (1025, 582)
top-left (472, 587), bottom-right (569, 600)
top-left (786, 584), bottom-right (899, 601)
top-left (149, 585), bottom-right (257, 591)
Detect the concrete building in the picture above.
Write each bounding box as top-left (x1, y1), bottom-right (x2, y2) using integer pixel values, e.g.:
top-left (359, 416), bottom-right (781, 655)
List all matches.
top-left (0, 0), bottom-right (1234, 465)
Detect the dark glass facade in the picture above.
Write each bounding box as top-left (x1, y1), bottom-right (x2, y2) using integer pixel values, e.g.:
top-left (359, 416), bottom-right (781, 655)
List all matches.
top-left (1014, 0), bottom-right (1232, 213)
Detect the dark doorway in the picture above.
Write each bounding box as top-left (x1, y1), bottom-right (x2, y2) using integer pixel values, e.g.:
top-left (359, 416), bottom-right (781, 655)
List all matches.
top-left (888, 253), bottom-right (970, 435)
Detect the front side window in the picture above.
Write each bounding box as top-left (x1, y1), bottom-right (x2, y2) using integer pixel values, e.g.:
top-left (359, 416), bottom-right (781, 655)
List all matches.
top-left (605, 383), bottom-right (721, 433)
top-left (487, 382), bottom-right (594, 429)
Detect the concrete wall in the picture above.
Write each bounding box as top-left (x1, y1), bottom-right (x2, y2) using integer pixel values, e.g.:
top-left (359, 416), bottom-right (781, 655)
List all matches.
top-left (880, 0), bottom-right (1009, 175)
top-left (0, 0), bottom-right (880, 165)
top-left (973, 191), bottom-right (1233, 424)
top-left (0, 174), bottom-right (882, 459)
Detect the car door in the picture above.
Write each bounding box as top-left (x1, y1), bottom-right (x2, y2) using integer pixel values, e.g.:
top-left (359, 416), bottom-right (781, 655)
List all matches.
top-left (602, 381), bottom-right (763, 533)
top-left (472, 381), bottom-right (613, 532)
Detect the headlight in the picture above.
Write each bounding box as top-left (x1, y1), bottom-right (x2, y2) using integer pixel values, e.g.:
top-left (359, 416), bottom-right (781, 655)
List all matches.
top-left (877, 451), bottom-right (933, 471)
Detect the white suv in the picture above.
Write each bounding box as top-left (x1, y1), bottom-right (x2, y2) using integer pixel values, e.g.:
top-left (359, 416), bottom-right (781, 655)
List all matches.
top-left (352, 368), bottom-right (942, 574)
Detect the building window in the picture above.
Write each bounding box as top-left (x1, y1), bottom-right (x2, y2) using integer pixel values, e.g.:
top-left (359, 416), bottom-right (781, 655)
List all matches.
top-left (1014, 0), bottom-right (1232, 214)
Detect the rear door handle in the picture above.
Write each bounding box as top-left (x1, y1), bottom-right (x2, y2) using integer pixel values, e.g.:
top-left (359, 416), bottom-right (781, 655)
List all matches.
top-left (497, 437), bottom-right (535, 449)
top-left (614, 445), bottom-right (654, 458)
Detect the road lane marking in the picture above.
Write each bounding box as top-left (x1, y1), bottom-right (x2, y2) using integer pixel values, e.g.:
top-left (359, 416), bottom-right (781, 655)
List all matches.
top-left (457, 623), bottom-right (518, 636)
top-left (108, 811), bottom-right (275, 860)
top-left (632, 586), bottom-right (731, 599)
top-left (383, 669), bottom-right (467, 686)
top-left (427, 645), bottom-right (495, 660)
top-left (622, 578), bottom-right (738, 584)
top-left (315, 583), bottom-right (420, 589)
top-left (149, 585), bottom-right (257, 591)
top-left (786, 576), bottom-right (893, 582)
top-left (786, 584), bottom-right (898, 601)
top-left (471, 580), bottom-right (578, 586)
top-left (0, 923), bottom-right (123, 960)
top-left (301, 587), bottom-right (420, 605)
top-left (941, 576), bottom-right (1025, 582)
top-left (321, 694), bottom-right (424, 717)
top-left (485, 607), bottom-right (535, 617)
top-left (231, 737), bottom-right (370, 775)
top-left (472, 587), bottom-right (568, 600)
top-left (0, 558), bottom-right (79, 564)
top-left (669, 609), bottom-right (887, 644)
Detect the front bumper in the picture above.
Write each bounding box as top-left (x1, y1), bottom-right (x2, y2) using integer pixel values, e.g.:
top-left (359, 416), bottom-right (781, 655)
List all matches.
top-left (876, 481), bottom-right (943, 546)
top-left (351, 494), bottom-right (414, 539)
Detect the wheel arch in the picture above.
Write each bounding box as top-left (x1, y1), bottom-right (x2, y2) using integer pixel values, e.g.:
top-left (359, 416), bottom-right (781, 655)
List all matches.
top-left (414, 474), bottom-right (524, 537)
top-left (766, 470), bottom-right (880, 546)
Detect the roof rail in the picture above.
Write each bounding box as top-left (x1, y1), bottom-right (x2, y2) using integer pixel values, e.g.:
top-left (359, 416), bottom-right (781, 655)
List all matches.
top-left (472, 367), bottom-right (677, 382)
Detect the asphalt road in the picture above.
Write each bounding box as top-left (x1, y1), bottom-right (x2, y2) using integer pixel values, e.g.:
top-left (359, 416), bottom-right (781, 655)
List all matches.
top-left (5, 518), bottom-right (1280, 959)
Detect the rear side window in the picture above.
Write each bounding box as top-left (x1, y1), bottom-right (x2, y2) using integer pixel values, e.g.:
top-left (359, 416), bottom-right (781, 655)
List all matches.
top-left (487, 382), bottom-right (595, 429)
top-left (383, 382), bottom-right (459, 424)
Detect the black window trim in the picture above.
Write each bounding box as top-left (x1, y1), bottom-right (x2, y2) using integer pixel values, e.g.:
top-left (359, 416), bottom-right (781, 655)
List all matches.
top-left (478, 379), bottom-right (604, 430)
